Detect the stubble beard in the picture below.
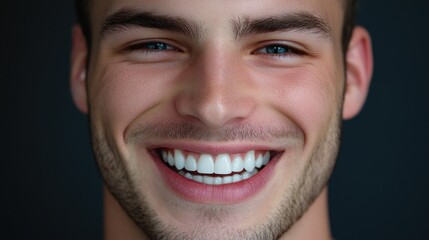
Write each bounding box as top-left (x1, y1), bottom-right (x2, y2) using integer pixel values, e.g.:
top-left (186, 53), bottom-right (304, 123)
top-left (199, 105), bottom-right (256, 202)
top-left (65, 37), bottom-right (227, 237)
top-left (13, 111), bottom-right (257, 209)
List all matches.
top-left (89, 109), bottom-right (341, 240)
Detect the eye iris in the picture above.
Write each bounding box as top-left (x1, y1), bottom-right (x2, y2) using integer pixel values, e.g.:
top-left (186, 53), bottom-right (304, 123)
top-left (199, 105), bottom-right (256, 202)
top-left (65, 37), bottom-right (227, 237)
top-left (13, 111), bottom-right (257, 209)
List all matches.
top-left (146, 42), bottom-right (167, 50)
top-left (266, 45), bottom-right (289, 54)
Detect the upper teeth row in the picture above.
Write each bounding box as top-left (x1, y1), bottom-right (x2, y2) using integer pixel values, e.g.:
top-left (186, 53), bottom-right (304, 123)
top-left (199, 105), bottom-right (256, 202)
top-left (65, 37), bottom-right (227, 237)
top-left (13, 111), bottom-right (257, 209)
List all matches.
top-left (161, 149), bottom-right (271, 175)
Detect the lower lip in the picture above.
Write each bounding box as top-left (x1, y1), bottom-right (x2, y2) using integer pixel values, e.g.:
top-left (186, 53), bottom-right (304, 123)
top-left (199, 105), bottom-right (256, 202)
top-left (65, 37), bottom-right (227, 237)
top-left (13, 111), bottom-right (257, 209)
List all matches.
top-left (152, 151), bottom-right (281, 204)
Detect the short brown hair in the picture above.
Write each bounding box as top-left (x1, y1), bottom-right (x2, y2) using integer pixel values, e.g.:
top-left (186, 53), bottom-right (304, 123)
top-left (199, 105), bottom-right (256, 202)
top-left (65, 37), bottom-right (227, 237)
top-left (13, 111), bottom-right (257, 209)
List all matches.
top-left (75, 0), bottom-right (358, 54)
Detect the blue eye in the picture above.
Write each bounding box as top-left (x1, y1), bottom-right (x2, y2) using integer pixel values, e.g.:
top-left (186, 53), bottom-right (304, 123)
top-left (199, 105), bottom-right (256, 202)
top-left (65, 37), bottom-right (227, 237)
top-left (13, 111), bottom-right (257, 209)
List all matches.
top-left (255, 44), bottom-right (303, 57)
top-left (126, 41), bottom-right (177, 52)
top-left (145, 42), bottom-right (169, 50)
top-left (264, 45), bottom-right (291, 54)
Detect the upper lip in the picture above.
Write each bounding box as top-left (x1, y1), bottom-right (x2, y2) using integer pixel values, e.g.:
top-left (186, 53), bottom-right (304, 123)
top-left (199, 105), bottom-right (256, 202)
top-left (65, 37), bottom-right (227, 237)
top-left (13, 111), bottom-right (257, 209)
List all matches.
top-left (146, 141), bottom-right (285, 154)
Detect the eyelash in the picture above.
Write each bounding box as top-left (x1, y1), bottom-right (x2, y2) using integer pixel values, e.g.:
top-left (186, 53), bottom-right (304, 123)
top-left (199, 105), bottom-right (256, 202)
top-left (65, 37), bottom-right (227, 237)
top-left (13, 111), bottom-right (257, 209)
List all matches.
top-left (125, 41), bottom-right (180, 53)
top-left (253, 44), bottom-right (305, 57)
top-left (125, 41), bottom-right (306, 58)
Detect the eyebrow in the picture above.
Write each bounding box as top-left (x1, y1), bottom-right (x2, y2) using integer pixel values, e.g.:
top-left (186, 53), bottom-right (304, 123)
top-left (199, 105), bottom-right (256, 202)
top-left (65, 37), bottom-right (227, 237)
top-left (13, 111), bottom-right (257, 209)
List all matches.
top-left (100, 9), bottom-right (202, 39)
top-left (232, 12), bottom-right (332, 40)
top-left (100, 9), bottom-right (331, 41)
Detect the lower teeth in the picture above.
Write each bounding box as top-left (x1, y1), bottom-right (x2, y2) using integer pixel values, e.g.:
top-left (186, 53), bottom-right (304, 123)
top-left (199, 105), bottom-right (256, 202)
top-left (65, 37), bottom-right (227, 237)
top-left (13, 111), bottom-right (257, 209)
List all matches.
top-left (179, 169), bottom-right (259, 185)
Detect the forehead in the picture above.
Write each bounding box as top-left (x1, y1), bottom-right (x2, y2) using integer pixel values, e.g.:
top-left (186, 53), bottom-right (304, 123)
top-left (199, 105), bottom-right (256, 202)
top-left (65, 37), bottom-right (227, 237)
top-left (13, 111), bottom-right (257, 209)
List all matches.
top-left (89, 0), bottom-right (344, 37)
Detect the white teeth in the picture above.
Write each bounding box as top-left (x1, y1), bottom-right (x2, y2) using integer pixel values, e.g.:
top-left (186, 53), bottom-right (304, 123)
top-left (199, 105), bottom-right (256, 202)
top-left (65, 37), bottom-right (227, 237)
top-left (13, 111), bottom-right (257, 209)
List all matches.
top-left (198, 154), bottom-right (215, 174)
top-left (161, 149), bottom-right (272, 185)
top-left (242, 171), bottom-right (250, 180)
top-left (174, 149), bottom-right (185, 170)
top-left (223, 176), bottom-right (233, 184)
top-left (263, 151), bottom-right (270, 166)
top-left (185, 172), bottom-right (193, 180)
top-left (193, 175), bottom-right (203, 183)
top-left (244, 150), bottom-right (256, 172)
top-left (214, 177), bottom-right (223, 185)
top-left (231, 155), bottom-right (244, 172)
top-left (191, 170), bottom-right (259, 185)
top-left (232, 174), bottom-right (242, 183)
top-left (203, 176), bottom-right (214, 184)
top-left (168, 152), bottom-right (175, 166)
top-left (255, 154), bottom-right (263, 168)
top-left (214, 154), bottom-right (232, 174)
top-left (178, 169), bottom-right (259, 185)
top-left (185, 155), bottom-right (197, 171)
top-left (162, 151), bottom-right (168, 163)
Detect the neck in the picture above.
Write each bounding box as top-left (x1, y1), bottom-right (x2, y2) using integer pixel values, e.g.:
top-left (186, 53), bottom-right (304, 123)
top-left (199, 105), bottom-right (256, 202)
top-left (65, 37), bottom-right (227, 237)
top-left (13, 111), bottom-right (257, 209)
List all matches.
top-left (104, 187), bottom-right (331, 240)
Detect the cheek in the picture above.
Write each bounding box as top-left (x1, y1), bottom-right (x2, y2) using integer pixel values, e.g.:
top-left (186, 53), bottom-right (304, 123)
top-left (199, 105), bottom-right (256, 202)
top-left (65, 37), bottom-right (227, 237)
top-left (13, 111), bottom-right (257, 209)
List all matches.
top-left (259, 65), bottom-right (342, 140)
top-left (88, 63), bottom-right (178, 139)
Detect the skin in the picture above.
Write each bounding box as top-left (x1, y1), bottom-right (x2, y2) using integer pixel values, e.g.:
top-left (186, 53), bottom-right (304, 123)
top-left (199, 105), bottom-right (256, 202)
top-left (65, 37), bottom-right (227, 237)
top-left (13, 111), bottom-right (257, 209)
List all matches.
top-left (70, 0), bottom-right (373, 239)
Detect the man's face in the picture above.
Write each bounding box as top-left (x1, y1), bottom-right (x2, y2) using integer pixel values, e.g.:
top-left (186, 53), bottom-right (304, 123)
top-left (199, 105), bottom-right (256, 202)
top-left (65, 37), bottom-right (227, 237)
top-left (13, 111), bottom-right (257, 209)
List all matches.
top-left (80, 0), bottom-right (348, 238)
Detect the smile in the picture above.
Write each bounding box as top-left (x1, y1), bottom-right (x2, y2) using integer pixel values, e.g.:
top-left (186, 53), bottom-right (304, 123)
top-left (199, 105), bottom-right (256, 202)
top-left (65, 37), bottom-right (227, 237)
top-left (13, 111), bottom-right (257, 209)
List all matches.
top-left (151, 145), bottom-right (282, 203)
top-left (159, 149), bottom-right (272, 185)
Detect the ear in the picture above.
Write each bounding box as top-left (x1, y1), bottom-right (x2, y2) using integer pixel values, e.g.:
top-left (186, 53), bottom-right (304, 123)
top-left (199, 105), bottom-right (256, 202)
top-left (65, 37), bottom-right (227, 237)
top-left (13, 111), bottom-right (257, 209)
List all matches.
top-left (342, 26), bottom-right (373, 120)
top-left (70, 25), bottom-right (89, 113)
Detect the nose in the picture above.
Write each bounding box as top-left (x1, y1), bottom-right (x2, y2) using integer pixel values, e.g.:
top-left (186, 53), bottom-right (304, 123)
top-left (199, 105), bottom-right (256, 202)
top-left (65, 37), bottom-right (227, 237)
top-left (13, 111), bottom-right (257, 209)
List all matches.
top-left (175, 46), bottom-right (256, 129)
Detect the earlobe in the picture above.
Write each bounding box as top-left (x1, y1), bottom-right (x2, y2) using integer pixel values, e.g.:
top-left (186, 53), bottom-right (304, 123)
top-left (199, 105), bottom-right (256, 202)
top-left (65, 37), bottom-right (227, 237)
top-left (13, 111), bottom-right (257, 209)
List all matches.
top-left (70, 25), bottom-right (89, 113)
top-left (342, 26), bottom-right (373, 120)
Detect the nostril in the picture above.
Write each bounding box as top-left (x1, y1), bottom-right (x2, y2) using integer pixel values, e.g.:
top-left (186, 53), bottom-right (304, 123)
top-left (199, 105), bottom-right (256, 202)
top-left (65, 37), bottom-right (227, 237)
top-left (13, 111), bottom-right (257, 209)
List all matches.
top-left (175, 93), bottom-right (256, 129)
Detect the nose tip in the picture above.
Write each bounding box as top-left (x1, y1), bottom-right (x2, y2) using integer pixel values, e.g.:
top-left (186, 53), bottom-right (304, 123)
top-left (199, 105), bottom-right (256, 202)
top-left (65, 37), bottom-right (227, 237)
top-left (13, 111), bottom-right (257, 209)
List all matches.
top-left (176, 90), bottom-right (255, 129)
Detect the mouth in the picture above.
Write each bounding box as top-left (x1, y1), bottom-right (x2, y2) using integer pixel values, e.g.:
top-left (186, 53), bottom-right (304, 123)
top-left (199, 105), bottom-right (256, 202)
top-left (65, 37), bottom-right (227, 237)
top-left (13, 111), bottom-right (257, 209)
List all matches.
top-left (150, 145), bottom-right (282, 203)
top-left (157, 149), bottom-right (273, 185)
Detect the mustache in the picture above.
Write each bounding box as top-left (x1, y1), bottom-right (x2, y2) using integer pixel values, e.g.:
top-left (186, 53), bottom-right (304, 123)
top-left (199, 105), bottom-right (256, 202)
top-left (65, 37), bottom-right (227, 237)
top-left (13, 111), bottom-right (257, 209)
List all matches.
top-left (126, 121), bottom-right (303, 142)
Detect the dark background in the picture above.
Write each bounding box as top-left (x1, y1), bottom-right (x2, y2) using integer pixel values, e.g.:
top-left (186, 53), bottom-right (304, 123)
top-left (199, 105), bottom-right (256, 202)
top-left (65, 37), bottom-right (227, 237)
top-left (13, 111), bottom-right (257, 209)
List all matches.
top-left (1, 1), bottom-right (428, 239)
